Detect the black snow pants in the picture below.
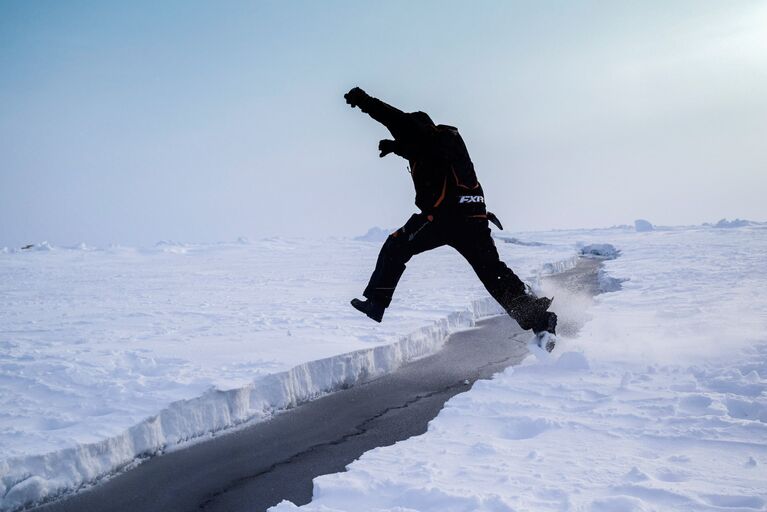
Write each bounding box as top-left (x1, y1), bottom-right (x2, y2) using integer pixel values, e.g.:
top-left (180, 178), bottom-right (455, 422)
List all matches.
top-left (363, 213), bottom-right (527, 311)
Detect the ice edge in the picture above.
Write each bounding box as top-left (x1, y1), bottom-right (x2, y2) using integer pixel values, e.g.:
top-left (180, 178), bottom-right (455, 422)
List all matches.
top-left (1, 300), bottom-right (505, 511)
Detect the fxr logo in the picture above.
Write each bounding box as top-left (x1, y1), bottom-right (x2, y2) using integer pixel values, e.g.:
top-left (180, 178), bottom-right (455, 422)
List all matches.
top-left (459, 195), bottom-right (485, 204)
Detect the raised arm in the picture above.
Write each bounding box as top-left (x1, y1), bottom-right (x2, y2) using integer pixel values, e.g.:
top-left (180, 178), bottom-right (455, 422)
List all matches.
top-left (344, 87), bottom-right (425, 143)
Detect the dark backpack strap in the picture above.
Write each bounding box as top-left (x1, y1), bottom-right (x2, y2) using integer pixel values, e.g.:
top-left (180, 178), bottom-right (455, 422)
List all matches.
top-left (487, 211), bottom-right (503, 230)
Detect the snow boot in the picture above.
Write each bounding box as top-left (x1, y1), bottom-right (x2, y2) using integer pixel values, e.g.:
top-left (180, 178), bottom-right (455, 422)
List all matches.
top-left (505, 295), bottom-right (557, 335)
top-left (351, 298), bottom-right (385, 323)
top-left (532, 309), bottom-right (558, 336)
top-left (533, 311), bottom-right (558, 352)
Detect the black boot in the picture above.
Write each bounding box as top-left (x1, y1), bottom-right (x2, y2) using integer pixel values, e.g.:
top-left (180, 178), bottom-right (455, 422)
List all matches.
top-left (351, 298), bottom-right (385, 323)
top-left (532, 310), bottom-right (558, 336)
top-left (505, 294), bottom-right (557, 335)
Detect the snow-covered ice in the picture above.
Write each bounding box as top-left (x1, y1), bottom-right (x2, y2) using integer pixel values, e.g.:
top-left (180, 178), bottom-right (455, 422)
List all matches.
top-left (0, 232), bottom-right (578, 509)
top-left (272, 226), bottom-right (767, 512)
top-left (4, 225), bottom-right (766, 511)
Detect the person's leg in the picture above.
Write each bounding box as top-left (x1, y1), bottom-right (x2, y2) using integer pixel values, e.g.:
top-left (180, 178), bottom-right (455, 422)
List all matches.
top-left (449, 218), bottom-right (556, 334)
top-left (448, 218), bottom-right (526, 302)
top-left (357, 214), bottom-right (445, 319)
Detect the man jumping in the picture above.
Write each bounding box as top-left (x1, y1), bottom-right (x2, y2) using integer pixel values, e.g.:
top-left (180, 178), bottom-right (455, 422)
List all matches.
top-left (344, 87), bottom-right (557, 344)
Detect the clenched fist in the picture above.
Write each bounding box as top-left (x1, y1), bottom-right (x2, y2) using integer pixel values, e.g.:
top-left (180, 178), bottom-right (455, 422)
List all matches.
top-left (344, 87), bottom-right (368, 108)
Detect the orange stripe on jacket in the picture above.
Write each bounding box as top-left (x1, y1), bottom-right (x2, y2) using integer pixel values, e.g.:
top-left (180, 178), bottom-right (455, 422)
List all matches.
top-left (433, 177), bottom-right (447, 208)
top-left (451, 165), bottom-right (480, 190)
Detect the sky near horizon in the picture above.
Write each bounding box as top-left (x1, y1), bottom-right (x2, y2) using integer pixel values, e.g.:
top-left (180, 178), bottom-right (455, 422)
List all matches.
top-left (1, 0), bottom-right (766, 247)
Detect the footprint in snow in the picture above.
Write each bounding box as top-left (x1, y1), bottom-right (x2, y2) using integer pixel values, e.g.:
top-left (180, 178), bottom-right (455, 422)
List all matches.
top-left (624, 466), bottom-right (649, 482)
top-left (677, 394), bottom-right (713, 413)
top-left (590, 495), bottom-right (646, 512)
top-left (655, 467), bottom-right (692, 482)
top-left (501, 417), bottom-right (557, 440)
top-left (702, 494), bottom-right (766, 510)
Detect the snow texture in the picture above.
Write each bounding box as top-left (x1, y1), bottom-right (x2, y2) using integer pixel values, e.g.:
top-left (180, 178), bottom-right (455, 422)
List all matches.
top-left (0, 234), bottom-right (577, 510)
top-left (273, 227), bottom-right (767, 512)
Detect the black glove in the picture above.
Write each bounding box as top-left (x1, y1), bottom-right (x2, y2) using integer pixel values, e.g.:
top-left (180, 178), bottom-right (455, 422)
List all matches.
top-left (344, 87), bottom-right (368, 108)
top-left (378, 139), bottom-right (397, 158)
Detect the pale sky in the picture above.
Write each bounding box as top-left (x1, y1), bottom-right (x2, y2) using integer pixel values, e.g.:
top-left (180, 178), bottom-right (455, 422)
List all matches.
top-left (2, 0), bottom-right (766, 247)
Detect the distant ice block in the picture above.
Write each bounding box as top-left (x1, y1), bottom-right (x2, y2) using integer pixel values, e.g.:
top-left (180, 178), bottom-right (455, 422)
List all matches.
top-left (496, 236), bottom-right (547, 247)
top-left (597, 268), bottom-right (626, 292)
top-left (634, 219), bottom-right (654, 232)
top-left (354, 227), bottom-right (393, 242)
top-left (580, 244), bottom-right (620, 260)
top-left (713, 218), bottom-right (751, 228)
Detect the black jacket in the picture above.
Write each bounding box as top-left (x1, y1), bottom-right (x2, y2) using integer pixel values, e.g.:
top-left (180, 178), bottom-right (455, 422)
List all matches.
top-left (358, 94), bottom-right (487, 218)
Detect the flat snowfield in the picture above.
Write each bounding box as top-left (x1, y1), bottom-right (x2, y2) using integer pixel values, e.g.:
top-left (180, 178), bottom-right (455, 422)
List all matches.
top-left (272, 226), bottom-right (767, 512)
top-left (2, 226), bottom-right (766, 511)
top-left (1, 231), bottom-right (579, 509)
